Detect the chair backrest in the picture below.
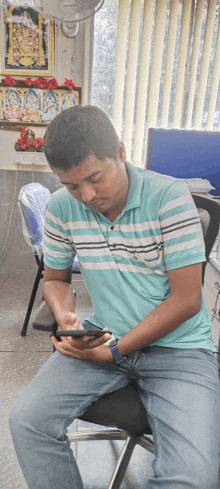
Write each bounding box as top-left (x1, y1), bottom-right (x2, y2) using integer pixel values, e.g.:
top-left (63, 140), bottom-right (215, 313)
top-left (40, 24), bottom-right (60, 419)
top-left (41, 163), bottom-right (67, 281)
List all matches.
top-left (18, 182), bottom-right (51, 257)
top-left (191, 194), bottom-right (220, 283)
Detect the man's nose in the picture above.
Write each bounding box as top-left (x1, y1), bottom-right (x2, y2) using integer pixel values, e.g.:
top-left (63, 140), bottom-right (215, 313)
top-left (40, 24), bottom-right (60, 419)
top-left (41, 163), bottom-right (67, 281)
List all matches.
top-left (80, 183), bottom-right (96, 203)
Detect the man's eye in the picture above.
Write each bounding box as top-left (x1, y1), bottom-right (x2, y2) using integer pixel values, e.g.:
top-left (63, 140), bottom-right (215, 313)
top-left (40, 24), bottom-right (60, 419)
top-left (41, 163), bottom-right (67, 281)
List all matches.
top-left (90, 176), bottom-right (101, 183)
top-left (68, 185), bottom-right (78, 191)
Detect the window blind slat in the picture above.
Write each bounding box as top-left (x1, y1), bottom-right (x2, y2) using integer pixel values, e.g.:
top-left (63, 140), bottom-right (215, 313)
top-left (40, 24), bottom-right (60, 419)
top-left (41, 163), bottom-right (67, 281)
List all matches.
top-left (206, 9), bottom-right (220, 129)
top-left (113, 0), bottom-right (130, 139)
top-left (173, 0), bottom-right (195, 128)
top-left (133, 0), bottom-right (155, 167)
top-left (160, 0), bottom-right (180, 128)
top-left (147, 0), bottom-right (168, 130)
top-left (185, 0), bottom-right (206, 129)
top-left (194, 0), bottom-right (218, 129)
top-left (123, 0), bottom-right (142, 160)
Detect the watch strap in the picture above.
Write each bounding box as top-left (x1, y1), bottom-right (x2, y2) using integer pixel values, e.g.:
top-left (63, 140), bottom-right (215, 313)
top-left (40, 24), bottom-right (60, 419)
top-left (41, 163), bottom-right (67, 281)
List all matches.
top-left (109, 339), bottom-right (126, 365)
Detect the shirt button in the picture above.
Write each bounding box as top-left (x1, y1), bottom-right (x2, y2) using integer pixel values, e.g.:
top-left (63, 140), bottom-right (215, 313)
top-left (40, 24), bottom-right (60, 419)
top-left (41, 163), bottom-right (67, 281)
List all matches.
top-left (112, 243), bottom-right (117, 248)
top-left (133, 255), bottom-right (138, 260)
top-left (110, 225), bottom-right (114, 230)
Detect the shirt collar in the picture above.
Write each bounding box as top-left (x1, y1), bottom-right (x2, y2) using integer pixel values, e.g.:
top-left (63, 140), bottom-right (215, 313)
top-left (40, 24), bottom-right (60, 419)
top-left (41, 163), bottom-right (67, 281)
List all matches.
top-left (123, 161), bottom-right (144, 212)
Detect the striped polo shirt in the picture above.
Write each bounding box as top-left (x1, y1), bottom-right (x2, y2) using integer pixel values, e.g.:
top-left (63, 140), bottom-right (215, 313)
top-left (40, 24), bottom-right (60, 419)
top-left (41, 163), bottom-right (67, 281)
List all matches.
top-left (43, 162), bottom-right (215, 350)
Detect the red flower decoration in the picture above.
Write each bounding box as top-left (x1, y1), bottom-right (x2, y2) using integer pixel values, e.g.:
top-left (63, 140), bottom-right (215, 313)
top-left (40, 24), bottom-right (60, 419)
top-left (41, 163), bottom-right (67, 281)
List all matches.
top-left (5, 76), bottom-right (18, 87)
top-left (32, 137), bottom-right (44, 149)
top-left (47, 78), bottom-right (58, 90)
top-left (35, 77), bottom-right (48, 89)
top-left (64, 78), bottom-right (75, 90)
top-left (23, 77), bottom-right (34, 86)
top-left (16, 127), bottom-right (44, 151)
top-left (18, 137), bottom-right (30, 149)
top-left (20, 126), bottom-right (27, 136)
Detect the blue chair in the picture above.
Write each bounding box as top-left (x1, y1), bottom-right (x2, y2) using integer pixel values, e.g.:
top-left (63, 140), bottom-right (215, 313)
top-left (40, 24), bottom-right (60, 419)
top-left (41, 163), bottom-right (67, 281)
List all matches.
top-left (18, 182), bottom-right (80, 337)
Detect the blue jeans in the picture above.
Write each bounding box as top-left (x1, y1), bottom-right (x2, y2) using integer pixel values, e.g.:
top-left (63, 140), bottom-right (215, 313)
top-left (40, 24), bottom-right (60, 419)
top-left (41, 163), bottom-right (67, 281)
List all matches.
top-left (9, 322), bottom-right (220, 489)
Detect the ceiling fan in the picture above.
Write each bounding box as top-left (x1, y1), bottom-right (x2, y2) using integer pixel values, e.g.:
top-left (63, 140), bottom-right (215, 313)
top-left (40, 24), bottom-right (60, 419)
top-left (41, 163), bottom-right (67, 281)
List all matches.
top-left (4, 0), bottom-right (105, 37)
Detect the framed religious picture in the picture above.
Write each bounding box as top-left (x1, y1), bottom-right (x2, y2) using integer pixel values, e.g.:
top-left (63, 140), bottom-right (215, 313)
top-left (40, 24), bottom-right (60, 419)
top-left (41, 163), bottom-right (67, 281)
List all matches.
top-left (0, 82), bottom-right (81, 127)
top-left (0, 3), bottom-right (55, 76)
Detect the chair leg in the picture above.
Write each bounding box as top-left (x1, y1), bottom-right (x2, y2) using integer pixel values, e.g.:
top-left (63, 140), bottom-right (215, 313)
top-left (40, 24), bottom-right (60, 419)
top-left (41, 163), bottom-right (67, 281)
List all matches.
top-left (20, 255), bottom-right (44, 337)
top-left (108, 436), bottom-right (137, 489)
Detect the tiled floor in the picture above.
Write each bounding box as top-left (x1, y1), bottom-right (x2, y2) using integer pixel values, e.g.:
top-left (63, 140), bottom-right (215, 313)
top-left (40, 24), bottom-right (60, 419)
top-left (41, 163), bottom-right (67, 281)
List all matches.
top-left (1, 272), bottom-right (154, 489)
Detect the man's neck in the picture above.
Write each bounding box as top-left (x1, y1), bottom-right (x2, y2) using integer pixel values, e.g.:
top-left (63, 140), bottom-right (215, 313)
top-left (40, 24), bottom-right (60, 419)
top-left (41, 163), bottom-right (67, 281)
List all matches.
top-left (103, 172), bottom-right (130, 222)
top-left (103, 206), bottom-right (123, 223)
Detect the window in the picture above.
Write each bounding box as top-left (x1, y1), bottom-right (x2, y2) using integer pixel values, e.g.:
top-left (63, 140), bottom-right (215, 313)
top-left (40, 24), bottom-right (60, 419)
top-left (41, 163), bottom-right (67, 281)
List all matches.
top-left (92, 0), bottom-right (220, 167)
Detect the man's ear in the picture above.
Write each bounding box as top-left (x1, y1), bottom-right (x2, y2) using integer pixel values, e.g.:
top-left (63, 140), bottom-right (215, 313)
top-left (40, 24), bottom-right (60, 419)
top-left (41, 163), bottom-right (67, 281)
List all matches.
top-left (117, 141), bottom-right (126, 163)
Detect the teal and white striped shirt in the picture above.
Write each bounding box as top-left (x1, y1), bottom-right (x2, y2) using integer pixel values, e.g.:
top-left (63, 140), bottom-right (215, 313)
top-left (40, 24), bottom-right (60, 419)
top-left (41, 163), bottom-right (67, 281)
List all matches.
top-left (43, 162), bottom-right (215, 350)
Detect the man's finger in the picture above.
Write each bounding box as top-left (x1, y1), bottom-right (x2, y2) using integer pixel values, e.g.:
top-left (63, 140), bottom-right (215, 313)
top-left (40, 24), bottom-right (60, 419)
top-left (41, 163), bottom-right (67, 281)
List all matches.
top-left (81, 333), bottom-right (112, 349)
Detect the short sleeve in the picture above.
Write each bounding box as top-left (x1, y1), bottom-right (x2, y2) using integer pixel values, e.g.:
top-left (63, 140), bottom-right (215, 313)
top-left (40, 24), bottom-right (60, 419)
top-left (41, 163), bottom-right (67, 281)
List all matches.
top-left (159, 180), bottom-right (206, 271)
top-left (43, 200), bottom-right (76, 270)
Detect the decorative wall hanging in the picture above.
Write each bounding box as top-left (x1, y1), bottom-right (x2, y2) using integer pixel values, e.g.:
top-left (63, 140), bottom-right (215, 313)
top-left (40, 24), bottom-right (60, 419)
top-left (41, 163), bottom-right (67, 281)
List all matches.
top-left (0, 80), bottom-right (81, 127)
top-left (0, 3), bottom-right (55, 76)
top-left (11, 125), bottom-right (47, 165)
top-left (15, 126), bottom-right (44, 151)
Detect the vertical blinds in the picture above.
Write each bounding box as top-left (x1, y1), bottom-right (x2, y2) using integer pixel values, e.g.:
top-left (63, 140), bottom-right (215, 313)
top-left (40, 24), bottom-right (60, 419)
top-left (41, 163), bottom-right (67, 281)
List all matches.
top-left (113, 0), bottom-right (220, 167)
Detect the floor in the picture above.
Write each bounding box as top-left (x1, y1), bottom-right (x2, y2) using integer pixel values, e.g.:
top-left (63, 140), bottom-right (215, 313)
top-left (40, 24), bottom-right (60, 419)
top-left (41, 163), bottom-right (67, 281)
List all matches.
top-left (1, 271), bottom-right (154, 489)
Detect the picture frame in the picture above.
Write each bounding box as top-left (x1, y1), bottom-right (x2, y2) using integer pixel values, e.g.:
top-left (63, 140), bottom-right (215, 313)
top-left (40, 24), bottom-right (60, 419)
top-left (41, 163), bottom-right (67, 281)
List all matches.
top-left (0, 82), bottom-right (81, 127)
top-left (0, 3), bottom-right (55, 77)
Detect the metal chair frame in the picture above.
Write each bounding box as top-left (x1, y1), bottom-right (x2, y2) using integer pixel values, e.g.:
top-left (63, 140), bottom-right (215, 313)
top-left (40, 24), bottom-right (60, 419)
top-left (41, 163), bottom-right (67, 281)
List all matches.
top-left (68, 428), bottom-right (154, 489)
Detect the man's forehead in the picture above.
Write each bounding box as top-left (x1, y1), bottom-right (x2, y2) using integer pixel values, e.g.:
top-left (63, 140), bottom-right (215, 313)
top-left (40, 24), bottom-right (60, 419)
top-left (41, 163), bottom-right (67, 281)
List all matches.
top-left (55, 156), bottom-right (108, 183)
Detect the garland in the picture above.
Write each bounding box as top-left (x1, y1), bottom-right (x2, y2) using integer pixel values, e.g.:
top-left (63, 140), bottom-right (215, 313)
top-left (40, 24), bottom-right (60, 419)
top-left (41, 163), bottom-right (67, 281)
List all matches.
top-left (6, 76), bottom-right (76, 152)
top-left (4, 76), bottom-right (75, 91)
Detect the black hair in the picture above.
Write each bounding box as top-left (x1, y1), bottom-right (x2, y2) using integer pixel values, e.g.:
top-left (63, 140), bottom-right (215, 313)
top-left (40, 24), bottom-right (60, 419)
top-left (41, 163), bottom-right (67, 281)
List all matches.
top-left (43, 105), bottom-right (119, 170)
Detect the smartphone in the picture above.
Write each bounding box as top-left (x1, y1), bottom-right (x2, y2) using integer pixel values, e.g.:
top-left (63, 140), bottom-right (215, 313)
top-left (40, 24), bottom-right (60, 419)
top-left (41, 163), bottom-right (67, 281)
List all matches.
top-left (56, 329), bottom-right (111, 338)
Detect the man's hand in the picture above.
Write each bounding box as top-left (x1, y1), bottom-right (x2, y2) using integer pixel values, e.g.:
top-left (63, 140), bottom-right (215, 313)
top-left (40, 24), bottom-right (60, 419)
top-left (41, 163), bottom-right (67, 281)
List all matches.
top-left (50, 311), bottom-right (113, 362)
top-left (58, 311), bottom-right (84, 334)
top-left (43, 267), bottom-right (113, 362)
top-left (51, 330), bottom-right (113, 363)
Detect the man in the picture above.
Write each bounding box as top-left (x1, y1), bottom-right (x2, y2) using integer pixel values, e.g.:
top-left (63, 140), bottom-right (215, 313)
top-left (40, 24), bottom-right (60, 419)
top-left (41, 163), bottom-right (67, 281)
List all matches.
top-left (10, 106), bottom-right (220, 489)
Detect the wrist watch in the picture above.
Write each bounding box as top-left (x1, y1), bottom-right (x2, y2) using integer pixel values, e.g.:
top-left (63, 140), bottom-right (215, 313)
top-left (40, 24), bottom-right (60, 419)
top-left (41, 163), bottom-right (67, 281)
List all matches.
top-left (109, 339), bottom-right (126, 365)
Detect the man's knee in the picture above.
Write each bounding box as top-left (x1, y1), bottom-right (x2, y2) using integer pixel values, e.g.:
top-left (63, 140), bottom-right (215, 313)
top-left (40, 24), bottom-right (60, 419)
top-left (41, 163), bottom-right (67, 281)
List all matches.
top-left (9, 393), bottom-right (45, 441)
top-left (9, 399), bottom-right (29, 437)
top-left (9, 393), bottom-right (66, 443)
